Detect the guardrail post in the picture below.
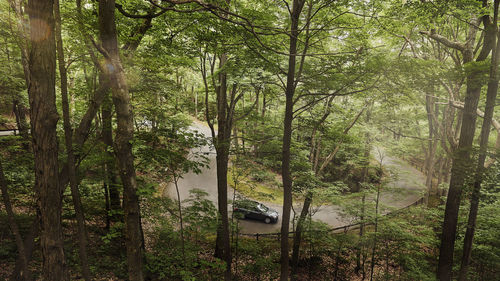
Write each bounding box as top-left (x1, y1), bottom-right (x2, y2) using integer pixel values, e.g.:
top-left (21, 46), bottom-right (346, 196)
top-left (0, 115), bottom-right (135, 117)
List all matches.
top-left (256, 233), bottom-right (259, 241)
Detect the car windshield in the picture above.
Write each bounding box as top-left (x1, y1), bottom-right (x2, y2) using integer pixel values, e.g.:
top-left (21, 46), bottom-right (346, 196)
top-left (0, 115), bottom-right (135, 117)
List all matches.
top-left (257, 204), bottom-right (269, 212)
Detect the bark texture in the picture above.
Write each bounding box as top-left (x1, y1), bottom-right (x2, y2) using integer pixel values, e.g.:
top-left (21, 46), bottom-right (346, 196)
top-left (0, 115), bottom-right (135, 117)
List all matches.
top-left (212, 53), bottom-right (233, 280)
top-left (27, 0), bottom-right (67, 279)
top-left (459, 2), bottom-right (500, 279)
top-left (425, 93), bottom-right (439, 204)
top-left (280, 1), bottom-right (305, 280)
top-left (436, 15), bottom-right (492, 280)
top-left (101, 85), bottom-right (121, 221)
top-left (98, 0), bottom-right (144, 280)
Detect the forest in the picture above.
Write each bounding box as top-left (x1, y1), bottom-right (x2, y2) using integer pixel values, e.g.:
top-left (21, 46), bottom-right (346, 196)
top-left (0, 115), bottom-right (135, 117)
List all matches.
top-left (0, 0), bottom-right (499, 280)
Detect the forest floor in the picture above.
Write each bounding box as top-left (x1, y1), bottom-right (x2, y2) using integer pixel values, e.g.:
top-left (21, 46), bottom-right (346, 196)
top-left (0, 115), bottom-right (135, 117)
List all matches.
top-left (165, 119), bottom-right (427, 234)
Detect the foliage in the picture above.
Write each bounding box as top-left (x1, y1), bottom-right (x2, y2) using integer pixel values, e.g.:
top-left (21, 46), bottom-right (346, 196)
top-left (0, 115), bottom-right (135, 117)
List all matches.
top-left (1, 0), bottom-right (500, 279)
top-left (228, 162), bottom-right (283, 205)
top-left (145, 189), bottom-right (223, 280)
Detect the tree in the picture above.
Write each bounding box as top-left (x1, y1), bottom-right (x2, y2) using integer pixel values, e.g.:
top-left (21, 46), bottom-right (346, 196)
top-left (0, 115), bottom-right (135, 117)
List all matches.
top-left (54, 0), bottom-right (91, 278)
top-left (199, 45), bottom-right (258, 281)
top-left (0, 159), bottom-right (31, 280)
top-left (279, 1), bottom-right (306, 279)
top-left (98, 0), bottom-right (144, 279)
top-left (27, 0), bottom-right (67, 279)
top-left (4, 0), bottom-right (29, 142)
top-left (419, 3), bottom-right (494, 279)
top-left (459, 1), bottom-right (500, 279)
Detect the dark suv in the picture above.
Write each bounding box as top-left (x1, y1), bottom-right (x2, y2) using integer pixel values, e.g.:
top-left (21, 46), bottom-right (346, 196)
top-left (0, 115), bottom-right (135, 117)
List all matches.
top-left (233, 199), bottom-right (279, 224)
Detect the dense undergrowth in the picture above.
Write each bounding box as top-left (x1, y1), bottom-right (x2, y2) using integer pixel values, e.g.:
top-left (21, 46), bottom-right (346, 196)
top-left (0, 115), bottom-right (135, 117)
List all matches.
top-left (2, 182), bottom-right (499, 280)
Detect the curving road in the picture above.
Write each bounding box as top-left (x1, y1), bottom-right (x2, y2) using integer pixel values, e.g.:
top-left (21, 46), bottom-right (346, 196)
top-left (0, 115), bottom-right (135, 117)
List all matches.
top-left (2, 123), bottom-right (427, 234)
top-left (0, 130), bottom-right (17, 136)
top-left (165, 120), bottom-right (426, 234)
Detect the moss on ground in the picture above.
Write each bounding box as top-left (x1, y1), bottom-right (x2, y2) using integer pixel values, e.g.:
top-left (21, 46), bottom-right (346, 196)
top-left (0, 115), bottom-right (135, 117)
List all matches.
top-left (227, 166), bottom-right (283, 205)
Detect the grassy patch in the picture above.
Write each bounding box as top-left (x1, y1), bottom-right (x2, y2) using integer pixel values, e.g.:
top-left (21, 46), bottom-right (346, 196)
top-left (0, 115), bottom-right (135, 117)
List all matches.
top-left (227, 166), bottom-right (283, 205)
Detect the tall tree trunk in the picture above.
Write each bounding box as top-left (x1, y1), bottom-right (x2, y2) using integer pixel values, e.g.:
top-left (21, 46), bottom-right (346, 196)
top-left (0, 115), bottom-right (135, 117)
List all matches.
top-left (233, 126), bottom-right (240, 154)
top-left (292, 97), bottom-right (358, 277)
top-left (291, 192), bottom-right (312, 277)
top-left (425, 93), bottom-right (439, 204)
top-left (358, 193), bottom-right (367, 279)
top-left (437, 15), bottom-right (491, 280)
top-left (173, 175), bottom-right (186, 262)
top-left (0, 161), bottom-right (32, 281)
top-left (58, 0), bottom-right (152, 198)
top-left (12, 100), bottom-right (29, 141)
top-left (27, 0), bottom-right (67, 279)
top-left (98, 0), bottom-right (144, 280)
top-left (10, 219), bottom-right (38, 281)
top-left (57, 77), bottom-right (110, 194)
top-left (261, 91), bottom-right (266, 121)
top-left (436, 156), bottom-right (444, 188)
top-left (101, 83), bottom-right (121, 221)
top-left (309, 97), bottom-right (335, 167)
top-left (280, 2), bottom-right (305, 280)
top-left (193, 85), bottom-right (197, 116)
top-left (370, 183), bottom-right (381, 281)
top-left (357, 102), bottom-right (372, 276)
top-left (54, 0), bottom-right (91, 279)
top-left (459, 2), bottom-right (500, 279)
top-left (213, 52), bottom-right (233, 280)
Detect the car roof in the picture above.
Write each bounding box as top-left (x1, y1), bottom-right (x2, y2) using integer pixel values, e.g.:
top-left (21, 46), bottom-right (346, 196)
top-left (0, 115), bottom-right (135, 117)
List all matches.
top-left (235, 199), bottom-right (258, 204)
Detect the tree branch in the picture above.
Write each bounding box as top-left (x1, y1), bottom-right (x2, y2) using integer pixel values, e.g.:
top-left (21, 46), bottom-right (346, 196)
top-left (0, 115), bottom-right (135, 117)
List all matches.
top-left (317, 105), bottom-right (367, 174)
top-left (420, 30), bottom-right (466, 52)
top-left (115, 3), bottom-right (167, 19)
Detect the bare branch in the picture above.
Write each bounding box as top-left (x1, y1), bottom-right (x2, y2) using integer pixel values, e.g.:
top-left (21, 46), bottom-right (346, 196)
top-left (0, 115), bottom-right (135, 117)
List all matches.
top-left (420, 30), bottom-right (466, 52)
top-left (450, 101), bottom-right (500, 132)
top-left (381, 125), bottom-right (431, 141)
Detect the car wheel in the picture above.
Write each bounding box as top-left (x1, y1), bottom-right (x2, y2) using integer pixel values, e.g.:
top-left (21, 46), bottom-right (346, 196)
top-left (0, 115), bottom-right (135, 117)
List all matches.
top-left (264, 217), bottom-right (271, 224)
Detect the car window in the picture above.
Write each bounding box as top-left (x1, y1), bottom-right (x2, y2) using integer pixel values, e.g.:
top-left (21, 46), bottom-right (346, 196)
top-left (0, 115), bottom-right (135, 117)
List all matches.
top-left (236, 200), bottom-right (256, 210)
top-left (235, 200), bottom-right (269, 212)
top-left (257, 204), bottom-right (268, 212)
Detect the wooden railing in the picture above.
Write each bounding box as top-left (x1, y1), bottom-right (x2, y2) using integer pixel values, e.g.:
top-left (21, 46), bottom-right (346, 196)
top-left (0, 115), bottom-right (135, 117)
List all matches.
top-left (238, 196), bottom-right (426, 240)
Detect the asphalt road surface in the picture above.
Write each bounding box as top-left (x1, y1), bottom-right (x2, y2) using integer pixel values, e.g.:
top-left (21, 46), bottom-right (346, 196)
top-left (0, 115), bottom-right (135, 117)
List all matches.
top-left (0, 130), bottom-right (16, 136)
top-left (1, 125), bottom-right (426, 233)
top-left (166, 120), bottom-right (427, 234)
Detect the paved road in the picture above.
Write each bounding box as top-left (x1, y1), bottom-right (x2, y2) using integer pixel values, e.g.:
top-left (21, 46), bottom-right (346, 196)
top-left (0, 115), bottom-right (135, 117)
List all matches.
top-left (2, 123), bottom-right (426, 233)
top-left (0, 130), bottom-right (16, 136)
top-left (166, 120), bottom-right (426, 234)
